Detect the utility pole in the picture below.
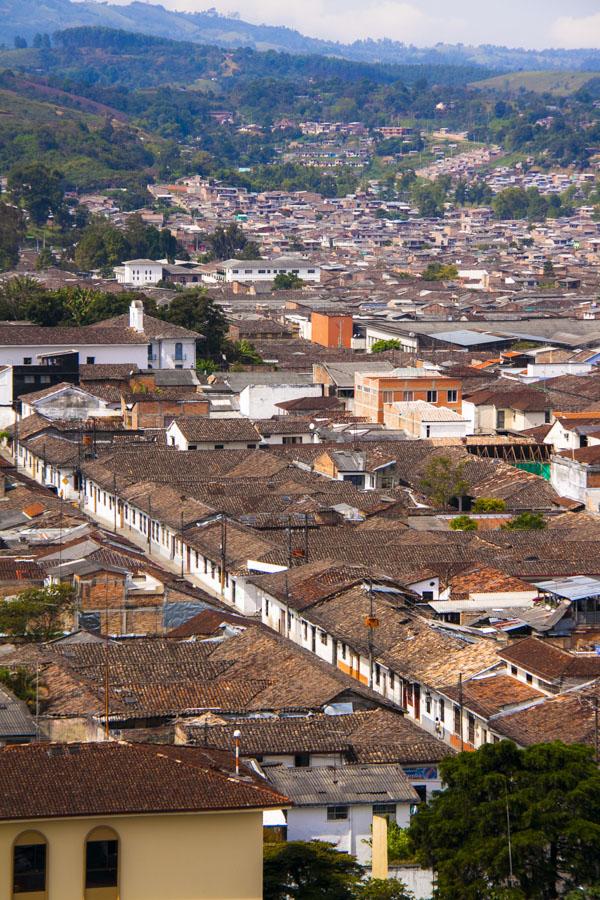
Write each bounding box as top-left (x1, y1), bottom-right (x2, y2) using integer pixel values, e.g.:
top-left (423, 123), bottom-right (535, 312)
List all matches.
top-left (458, 672), bottom-right (464, 752)
top-left (220, 515), bottom-right (227, 595)
top-left (147, 497), bottom-right (152, 554)
top-left (180, 509), bottom-right (185, 578)
top-left (113, 471), bottom-right (117, 534)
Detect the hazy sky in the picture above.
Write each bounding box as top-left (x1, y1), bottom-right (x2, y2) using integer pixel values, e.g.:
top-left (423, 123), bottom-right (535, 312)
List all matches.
top-left (134, 0), bottom-right (600, 48)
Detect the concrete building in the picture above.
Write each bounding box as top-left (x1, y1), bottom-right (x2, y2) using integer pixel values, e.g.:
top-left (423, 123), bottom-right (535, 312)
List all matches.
top-left (383, 400), bottom-right (469, 439)
top-left (310, 312), bottom-right (353, 350)
top-left (114, 259), bottom-right (164, 286)
top-left (264, 764), bottom-right (418, 866)
top-left (354, 368), bottom-right (462, 425)
top-left (206, 258), bottom-right (320, 284)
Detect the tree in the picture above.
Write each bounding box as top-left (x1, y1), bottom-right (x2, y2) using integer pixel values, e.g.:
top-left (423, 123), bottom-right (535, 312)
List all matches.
top-left (273, 272), bottom-right (304, 290)
top-left (0, 203), bottom-right (25, 272)
top-left (421, 263), bottom-right (458, 282)
top-left (450, 515), bottom-right (477, 532)
top-left (196, 358), bottom-right (219, 375)
top-left (161, 289), bottom-right (227, 358)
top-left (0, 666), bottom-right (40, 711)
top-left (74, 219), bottom-right (129, 271)
top-left (229, 339), bottom-right (263, 365)
top-left (0, 275), bottom-right (47, 320)
top-left (370, 339), bottom-right (402, 353)
top-left (408, 741), bottom-right (600, 900)
top-left (411, 181), bottom-right (446, 218)
top-left (264, 841), bottom-right (363, 900)
top-left (35, 247), bottom-right (55, 271)
top-left (354, 880), bottom-right (414, 900)
top-left (8, 163), bottom-right (65, 226)
top-left (472, 498), bottom-right (506, 513)
top-left (543, 259), bottom-right (555, 279)
top-left (0, 584), bottom-right (75, 641)
top-left (420, 455), bottom-right (469, 509)
top-left (204, 223), bottom-right (260, 261)
top-left (502, 512), bottom-right (546, 531)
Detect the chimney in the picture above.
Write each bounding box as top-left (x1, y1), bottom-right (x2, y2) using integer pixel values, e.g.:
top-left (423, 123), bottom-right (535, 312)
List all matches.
top-left (129, 300), bottom-right (144, 333)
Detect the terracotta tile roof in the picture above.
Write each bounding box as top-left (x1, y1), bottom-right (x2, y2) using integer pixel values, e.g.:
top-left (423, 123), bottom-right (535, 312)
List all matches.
top-left (172, 417), bottom-right (262, 443)
top-left (449, 566), bottom-right (535, 600)
top-left (92, 312), bottom-right (202, 341)
top-left (0, 741), bottom-right (287, 820)
top-left (493, 681), bottom-right (600, 746)
top-left (0, 325), bottom-right (147, 346)
top-left (186, 708), bottom-right (452, 764)
top-left (441, 674), bottom-right (544, 719)
top-left (498, 637), bottom-right (600, 681)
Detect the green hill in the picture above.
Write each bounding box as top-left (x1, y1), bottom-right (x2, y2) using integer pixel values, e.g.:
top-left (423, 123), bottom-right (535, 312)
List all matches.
top-left (471, 71), bottom-right (599, 96)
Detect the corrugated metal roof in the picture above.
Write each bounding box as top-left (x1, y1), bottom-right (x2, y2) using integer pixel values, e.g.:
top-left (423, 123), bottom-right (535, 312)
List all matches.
top-left (0, 686), bottom-right (36, 739)
top-left (535, 575), bottom-right (600, 600)
top-left (264, 764), bottom-right (418, 805)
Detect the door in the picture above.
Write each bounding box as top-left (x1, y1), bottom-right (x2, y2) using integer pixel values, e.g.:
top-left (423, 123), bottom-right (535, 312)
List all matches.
top-left (413, 684), bottom-right (421, 720)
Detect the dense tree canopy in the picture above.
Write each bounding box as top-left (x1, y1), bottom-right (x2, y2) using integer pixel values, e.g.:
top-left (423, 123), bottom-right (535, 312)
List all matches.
top-left (408, 741), bottom-right (600, 900)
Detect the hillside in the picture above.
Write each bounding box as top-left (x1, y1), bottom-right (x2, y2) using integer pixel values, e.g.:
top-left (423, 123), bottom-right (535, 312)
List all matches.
top-left (3, 0), bottom-right (600, 72)
top-left (471, 71), bottom-right (600, 97)
top-left (0, 74), bottom-right (164, 189)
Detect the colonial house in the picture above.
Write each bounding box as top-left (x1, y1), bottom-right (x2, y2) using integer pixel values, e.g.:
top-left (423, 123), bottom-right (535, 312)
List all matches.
top-left (0, 741), bottom-right (287, 900)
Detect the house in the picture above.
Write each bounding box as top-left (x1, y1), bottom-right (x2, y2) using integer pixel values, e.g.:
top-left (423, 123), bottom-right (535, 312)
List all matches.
top-left (383, 400), bottom-right (469, 439)
top-left (114, 258), bottom-right (164, 286)
top-left (239, 381), bottom-right (323, 419)
top-left (463, 386), bottom-right (552, 435)
top-left (179, 707), bottom-right (451, 801)
top-left (313, 361), bottom-right (395, 410)
top-left (167, 418), bottom-right (263, 451)
top-left (354, 368), bottom-right (462, 425)
top-left (0, 302), bottom-right (200, 374)
top-left (0, 741), bottom-right (287, 900)
top-left (94, 301), bottom-right (201, 370)
top-left (551, 446), bottom-right (600, 511)
top-left (264, 764), bottom-right (418, 865)
top-left (312, 448), bottom-right (397, 490)
top-left (205, 257), bottom-right (320, 284)
top-left (19, 383), bottom-right (118, 421)
top-left (544, 413), bottom-right (600, 453)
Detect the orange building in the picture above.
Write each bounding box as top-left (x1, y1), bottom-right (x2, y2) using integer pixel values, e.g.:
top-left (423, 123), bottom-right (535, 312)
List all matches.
top-left (354, 367), bottom-right (462, 424)
top-left (311, 312), bottom-right (353, 349)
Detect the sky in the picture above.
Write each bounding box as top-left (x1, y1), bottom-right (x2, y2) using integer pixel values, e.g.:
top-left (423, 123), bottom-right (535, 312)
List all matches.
top-left (123, 0), bottom-right (600, 48)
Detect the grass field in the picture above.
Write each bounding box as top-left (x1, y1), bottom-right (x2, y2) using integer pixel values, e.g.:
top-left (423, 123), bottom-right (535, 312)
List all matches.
top-left (471, 71), bottom-right (598, 96)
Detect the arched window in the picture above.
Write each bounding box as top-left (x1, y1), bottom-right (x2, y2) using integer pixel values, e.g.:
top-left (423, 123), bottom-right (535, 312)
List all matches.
top-left (12, 830), bottom-right (47, 898)
top-left (84, 827), bottom-right (119, 899)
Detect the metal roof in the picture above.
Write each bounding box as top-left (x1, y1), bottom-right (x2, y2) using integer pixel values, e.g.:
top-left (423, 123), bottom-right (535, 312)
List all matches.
top-left (264, 764), bottom-right (418, 806)
top-left (534, 575), bottom-right (600, 601)
top-left (0, 686), bottom-right (36, 739)
top-left (429, 330), bottom-right (509, 347)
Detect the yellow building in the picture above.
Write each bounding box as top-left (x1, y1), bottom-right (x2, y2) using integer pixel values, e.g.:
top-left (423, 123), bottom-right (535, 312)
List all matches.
top-left (0, 741), bottom-right (288, 900)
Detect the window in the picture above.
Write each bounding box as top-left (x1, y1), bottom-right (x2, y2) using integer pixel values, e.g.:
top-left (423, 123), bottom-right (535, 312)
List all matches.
top-left (40, 376), bottom-right (51, 384)
top-left (86, 833), bottom-right (118, 890)
top-left (246, 443), bottom-right (257, 449)
top-left (544, 410), bottom-right (551, 424)
top-left (422, 590), bottom-right (434, 601)
top-left (373, 803), bottom-right (396, 821)
top-left (282, 436), bottom-right (301, 445)
top-left (320, 630), bottom-right (328, 645)
top-left (23, 357), bottom-right (32, 365)
top-left (427, 390), bottom-right (438, 403)
top-left (174, 342), bottom-right (183, 361)
top-left (526, 672), bottom-right (533, 684)
top-left (382, 390), bottom-right (394, 404)
top-left (86, 357), bottom-right (96, 365)
top-left (374, 663), bottom-right (381, 685)
top-left (439, 698), bottom-right (445, 722)
top-left (214, 444), bottom-right (224, 450)
top-left (340, 642), bottom-right (346, 659)
top-left (447, 389), bottom-right (458, 403)
top-left (425, 692), bottom-right (431, 714)
top-left (454, 705), bottom-right (461, 735)
top-left (511, 665), bottom-right (517, 676)
top-left (294, 752), bottom-right (310, 767)
top-left (402, 391), bottom-right (414, 402)
top-left (327, 805), bottom-right (348, 820)
top-left (13, 833), bottom-right (47, 895)
top-left (425, 425), bottom-right (431, 438)
top-left (265, 598), bottom-right (270, 615)
top-left (24, 375), bottom-right (35, 384)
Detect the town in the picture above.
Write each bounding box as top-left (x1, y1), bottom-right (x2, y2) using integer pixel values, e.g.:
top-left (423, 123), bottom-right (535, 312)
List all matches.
top-left (1, 7), bottom-right (600, 900)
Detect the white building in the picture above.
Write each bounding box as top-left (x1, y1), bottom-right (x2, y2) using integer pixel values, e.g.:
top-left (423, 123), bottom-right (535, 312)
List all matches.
top-left (384, 400), bottom-right (469, 439)
top-left (264, 765), bottom-right (418, 865)
top-left (114, 259), bottom-right (165, 286)
top-left (239, 383), bottom-right (322, 419)
top-left (205, 257), bottom-right (320, 284)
